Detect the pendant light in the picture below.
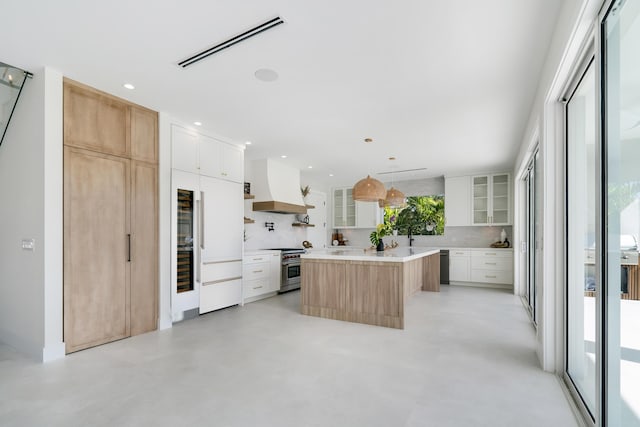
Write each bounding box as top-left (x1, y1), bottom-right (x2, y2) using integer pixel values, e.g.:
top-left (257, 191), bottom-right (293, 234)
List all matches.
top-left (382, 159), bottom-right (406, 207)
top-left (352, 175), bottom-right (386, 202)
top-left (384, 186), bottom-right (406, 207)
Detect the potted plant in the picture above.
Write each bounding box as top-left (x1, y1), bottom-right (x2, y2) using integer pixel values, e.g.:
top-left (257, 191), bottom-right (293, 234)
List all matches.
top-left (370, 212), bottom-right (397, 251)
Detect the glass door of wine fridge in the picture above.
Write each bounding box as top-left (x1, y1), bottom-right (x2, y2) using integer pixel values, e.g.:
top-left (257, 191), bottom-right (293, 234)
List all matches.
top-left (171, 170), bottom-right (200, 318)
top-left (176, 189), bottom-right (194, 293)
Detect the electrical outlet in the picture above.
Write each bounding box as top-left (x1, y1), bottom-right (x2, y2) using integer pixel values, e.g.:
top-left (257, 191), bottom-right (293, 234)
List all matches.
top-left (22, 239), bottom-right (35, 251)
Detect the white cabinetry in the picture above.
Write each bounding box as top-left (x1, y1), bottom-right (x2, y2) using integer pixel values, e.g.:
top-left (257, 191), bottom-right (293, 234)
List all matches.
top-left (470, 249), bottom-right (513, 285)
top-left (171, 124), bottom-right (244, 319)
top-left (448, 248), bottom-right (513, 287)
top-left (333, 187), bottom-right (381, 228)
top-left (449, 249), bottom-right (470, 281)
top-left (444, 176), bottom-right (471, 226)
top-left (171, 124), bottom-right (244, 183)
top-left (243, 251), bottom-right (281, 302)
top-left (472, 173), bottom-right (510, 225)
top-left (333, 188), bottom-right (356, 227)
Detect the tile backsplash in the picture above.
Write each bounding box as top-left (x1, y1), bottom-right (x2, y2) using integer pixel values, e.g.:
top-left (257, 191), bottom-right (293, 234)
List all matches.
top-left (335, 225), bottom-right (514, 249)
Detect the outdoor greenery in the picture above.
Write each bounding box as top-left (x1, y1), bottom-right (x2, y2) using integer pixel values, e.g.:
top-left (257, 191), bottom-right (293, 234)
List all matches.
top-left (387, 196), bottom-right (445, 236)
top-left (370, 195), bottom-right (445, 245)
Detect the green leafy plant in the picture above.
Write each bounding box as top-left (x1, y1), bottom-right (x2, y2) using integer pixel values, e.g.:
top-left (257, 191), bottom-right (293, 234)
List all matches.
top-left (370, 210), bottom-right (398, 245)
top-left (394, 195), bottom-right (445, 236)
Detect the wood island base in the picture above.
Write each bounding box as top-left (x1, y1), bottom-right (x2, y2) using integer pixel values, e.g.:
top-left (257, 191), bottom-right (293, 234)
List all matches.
top-left (300, 251), bottom-right (440, 329)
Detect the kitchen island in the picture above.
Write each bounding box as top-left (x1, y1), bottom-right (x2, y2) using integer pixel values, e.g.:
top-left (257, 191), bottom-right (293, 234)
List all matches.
top-left (300, 247), bottom-right (440, 329)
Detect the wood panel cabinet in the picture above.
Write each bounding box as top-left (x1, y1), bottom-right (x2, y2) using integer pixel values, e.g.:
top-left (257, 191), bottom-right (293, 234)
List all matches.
top-left (64, 147), bottom-right (131, 353)
top-left (63, 79), bottom-right (158, 354)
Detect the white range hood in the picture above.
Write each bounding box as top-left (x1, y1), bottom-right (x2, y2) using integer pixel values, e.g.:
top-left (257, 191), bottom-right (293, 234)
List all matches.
top-left (251, 158), bottom-right (307, 214)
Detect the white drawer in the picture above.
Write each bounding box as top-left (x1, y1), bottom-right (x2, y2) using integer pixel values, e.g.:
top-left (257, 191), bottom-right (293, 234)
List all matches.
top-left (243, 263), bottom-right (269, 281)
top-left (470, 269), bottom-right (513, 285)
top-left (202, 260), bottom-right (242, 284)
top-left (471, 249), bottom-right (513, 258)
top-left (243, 278), bottom-right (272, 298)
top-left (471, 257), bottom-right (513, 271)
top-left (450, 249), bottom-right (470, 257)
top-left (200, 278), bottom-right (242, 314)
top-left (244, 254), bottom-right (272, 264)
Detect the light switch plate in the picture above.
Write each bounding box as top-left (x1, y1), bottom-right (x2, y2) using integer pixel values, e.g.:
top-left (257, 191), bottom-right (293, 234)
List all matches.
top-left (22, 239), bottom-right (35, 251)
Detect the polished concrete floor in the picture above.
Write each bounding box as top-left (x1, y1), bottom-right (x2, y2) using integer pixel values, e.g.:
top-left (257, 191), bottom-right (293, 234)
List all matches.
top-left (0, 286), bottom-right (579, 427)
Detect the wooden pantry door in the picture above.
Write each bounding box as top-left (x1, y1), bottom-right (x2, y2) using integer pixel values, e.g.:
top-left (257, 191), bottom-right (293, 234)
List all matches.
top-left (64, 147), bottom-right (131, 353)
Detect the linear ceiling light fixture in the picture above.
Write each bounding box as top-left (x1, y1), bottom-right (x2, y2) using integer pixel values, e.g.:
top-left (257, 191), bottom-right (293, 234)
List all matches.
top-left (178, 16), bottom-right (285, 68)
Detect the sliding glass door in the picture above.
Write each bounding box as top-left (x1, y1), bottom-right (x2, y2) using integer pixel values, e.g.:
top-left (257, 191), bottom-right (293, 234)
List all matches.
top-left (603, 1), bottom-right (640, 424)
top-left (566, 59), bottom-right (597, 419)
top-left (524, 150), bottom-right (540, 323)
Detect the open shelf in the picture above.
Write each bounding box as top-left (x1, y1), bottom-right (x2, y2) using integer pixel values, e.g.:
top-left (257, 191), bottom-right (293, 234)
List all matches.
top-left (292, 223), bottom-right (315, 227)
top-left (244, 217), bottom-right (255, 224)
top-left (305, 204), bottom-right (315, 209)
top-left (244, 194), bottom-right (255, 199)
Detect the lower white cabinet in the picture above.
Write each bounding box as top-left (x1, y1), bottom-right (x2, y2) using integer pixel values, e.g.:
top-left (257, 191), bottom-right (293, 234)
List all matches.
top-left (448, 248), bottom-right (513, 286)
top-left (199, 261), bottom-right (242, 314)
top-left (449, 249), bottom-right (470, 282)
top-left (470, 249), bottom-right (513, 285)
top-left (243, 251), bottom-right (281, 302)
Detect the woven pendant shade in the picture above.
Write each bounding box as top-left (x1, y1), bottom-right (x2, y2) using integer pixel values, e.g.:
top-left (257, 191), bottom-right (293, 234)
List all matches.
top-left (384, 187), bottom-right (406, 208)
top-left (352, 175), bottom-right (386, 202)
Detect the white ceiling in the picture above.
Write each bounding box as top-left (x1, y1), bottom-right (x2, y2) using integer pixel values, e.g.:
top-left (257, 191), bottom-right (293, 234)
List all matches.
top-left (2, 0), bottom-right (562, 187)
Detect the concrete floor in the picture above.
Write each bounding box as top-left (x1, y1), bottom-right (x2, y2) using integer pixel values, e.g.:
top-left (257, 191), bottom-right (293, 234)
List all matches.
top-left (0, 286), bottom-right (579, 427)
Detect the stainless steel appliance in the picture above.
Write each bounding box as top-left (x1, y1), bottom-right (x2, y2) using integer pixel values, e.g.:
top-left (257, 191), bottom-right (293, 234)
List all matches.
top-left (265, 248), bottom-right (305, 292)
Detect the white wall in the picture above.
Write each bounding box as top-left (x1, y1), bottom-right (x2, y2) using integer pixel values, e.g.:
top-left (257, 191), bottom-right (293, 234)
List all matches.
top-left (0, 67), bottom-right (47, 360)
top-left (512, 0), bottom-right (603, 372)
top-left (244, 161), bottom-right (316, 250)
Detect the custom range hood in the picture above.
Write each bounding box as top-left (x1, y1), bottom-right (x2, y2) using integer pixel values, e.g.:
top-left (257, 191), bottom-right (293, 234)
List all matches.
top-left (251, 158), bottom-right (307, 214)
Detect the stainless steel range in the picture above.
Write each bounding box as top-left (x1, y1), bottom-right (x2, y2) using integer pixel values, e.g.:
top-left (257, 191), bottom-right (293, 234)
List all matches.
top-left (265, 248), bottom-right (306, 292)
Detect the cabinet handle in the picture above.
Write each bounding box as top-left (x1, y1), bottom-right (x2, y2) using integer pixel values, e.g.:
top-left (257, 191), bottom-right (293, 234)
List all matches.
top-left (485, 262), bottom-right (497, 265)
top-left (486, 275), bottom-right (497, 278)
top-left (200, 191), bottom-right (205, 250)
top-left (252, 285), bottom-right (263, 290)
top-left (253, 270), bottom-right (263, 273)
top-left (127, 234), bottom-right (131, 262)
top-left (485, 253), bottom-right (496, 256)
top-left (253, 258), bottom-right (264, 261)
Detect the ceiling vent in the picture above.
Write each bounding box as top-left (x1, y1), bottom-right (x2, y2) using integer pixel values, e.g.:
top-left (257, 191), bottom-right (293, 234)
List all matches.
top-left (376, 168), bottom-right (428, 175)
top-left (178, 16), bottom-right (285, 68)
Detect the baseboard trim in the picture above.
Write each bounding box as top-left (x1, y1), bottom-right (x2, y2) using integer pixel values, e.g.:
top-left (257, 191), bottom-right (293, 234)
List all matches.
top-left (450, 281), bottom-right (514, 291)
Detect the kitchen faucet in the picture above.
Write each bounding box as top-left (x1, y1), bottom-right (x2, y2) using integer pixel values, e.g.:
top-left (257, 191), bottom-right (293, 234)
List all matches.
top-left (408, 226), bottom-right (415, 247)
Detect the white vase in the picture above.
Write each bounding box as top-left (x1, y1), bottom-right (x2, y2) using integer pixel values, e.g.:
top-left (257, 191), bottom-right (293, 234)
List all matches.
top-left (500, 228), bottom-right (507, 243)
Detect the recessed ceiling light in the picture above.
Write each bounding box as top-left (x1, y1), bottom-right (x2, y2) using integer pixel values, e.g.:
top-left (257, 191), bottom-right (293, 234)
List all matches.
top-left (245, 141), bottom-right (252, 145)
top-left (364, 138), bottom-right (373, 143)
top-left (329, 174), bottom-right (334, 177)
top-left (123, 83), bottom-right (135, 90)
top-left (308, 166), bottom-right (313, 169)
top-left (281, 155), bottom-right (287, 159)
top-left (255, 68), bottom-right (279, 82)
top-left (194, 121), bottom-right (202, 126)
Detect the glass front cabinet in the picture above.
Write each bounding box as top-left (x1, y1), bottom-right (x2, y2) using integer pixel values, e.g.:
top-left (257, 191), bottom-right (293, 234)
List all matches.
top-left (472, 173), bottom-right (510, 225)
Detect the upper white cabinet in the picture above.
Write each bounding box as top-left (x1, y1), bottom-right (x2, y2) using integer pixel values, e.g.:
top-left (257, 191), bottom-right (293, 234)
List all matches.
top-left (333, 188), bottom-right (356, 228)
top-left (355, 201), bottom-right (381, 228)
top-left (444, 176), bottom-right (471, 226)
top-left (472, 173), bottom-right (510, 225)
top-left (171, 125), bottom-right (244, 183)
top-left (333, 187), bottom-right (381, 229)
top-left (171, 126), bottom-right (199, 174)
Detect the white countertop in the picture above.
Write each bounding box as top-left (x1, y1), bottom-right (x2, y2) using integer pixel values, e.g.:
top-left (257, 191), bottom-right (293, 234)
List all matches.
top-left (301, 247), bottom-right (441, 263)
